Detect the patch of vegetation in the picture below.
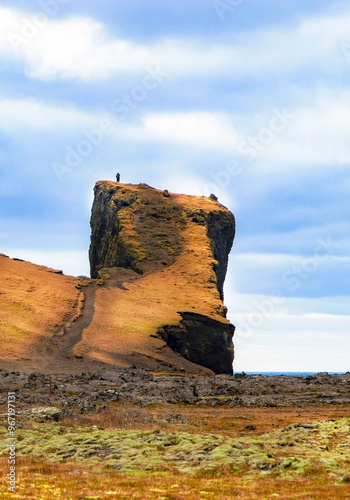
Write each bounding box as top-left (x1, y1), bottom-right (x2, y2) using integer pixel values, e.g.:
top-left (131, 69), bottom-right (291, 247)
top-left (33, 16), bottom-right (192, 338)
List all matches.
top-left (1, 412), bottom-right (350, 499)
top-left (1, 418), bottom-right (349, 482)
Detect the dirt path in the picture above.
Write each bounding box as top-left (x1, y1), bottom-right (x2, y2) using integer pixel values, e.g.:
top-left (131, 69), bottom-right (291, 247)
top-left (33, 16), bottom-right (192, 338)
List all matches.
top-left (51, 269), bottom-right (140, 361)
top-left (26, 284), bottom-right (97, 373)
top-left (57, 284), bottom-right (96, 359)
top-left (22, 269), bottom-right (146, 374)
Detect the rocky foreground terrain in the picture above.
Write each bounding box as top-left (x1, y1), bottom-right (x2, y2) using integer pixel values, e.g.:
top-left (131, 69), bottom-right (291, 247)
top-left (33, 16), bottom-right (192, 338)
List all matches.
top-left (1, 370), bottom-right (350, 422)
top-left (1, 370), bottom-right (350, 498)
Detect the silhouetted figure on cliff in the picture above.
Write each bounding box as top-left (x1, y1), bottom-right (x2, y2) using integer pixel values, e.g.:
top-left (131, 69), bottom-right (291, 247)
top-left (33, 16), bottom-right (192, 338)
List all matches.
top-left (116, 172), bottom-right (120, 182)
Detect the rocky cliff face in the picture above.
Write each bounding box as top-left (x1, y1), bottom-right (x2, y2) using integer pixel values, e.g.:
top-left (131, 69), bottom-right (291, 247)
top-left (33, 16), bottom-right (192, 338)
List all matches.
top-left (89, 182), bottom-right (186, 278)
top-left (88, 181), bottom-right (235, 374)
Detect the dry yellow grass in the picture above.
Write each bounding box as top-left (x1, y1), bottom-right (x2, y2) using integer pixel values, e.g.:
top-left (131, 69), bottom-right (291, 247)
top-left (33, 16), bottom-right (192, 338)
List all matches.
top-left (2, 456), bottom-right (350, 500)
top-left (0, 255), bottom-right (81, 363)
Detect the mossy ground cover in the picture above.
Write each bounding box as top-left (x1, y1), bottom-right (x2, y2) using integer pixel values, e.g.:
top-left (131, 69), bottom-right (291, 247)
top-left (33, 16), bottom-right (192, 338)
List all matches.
top-left (1, 413), bottom-right (350, 499)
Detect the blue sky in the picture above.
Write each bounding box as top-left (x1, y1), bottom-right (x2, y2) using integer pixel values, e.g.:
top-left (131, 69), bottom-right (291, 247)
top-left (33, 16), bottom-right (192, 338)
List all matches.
top-left (0, 0), bottom-right (349, 372)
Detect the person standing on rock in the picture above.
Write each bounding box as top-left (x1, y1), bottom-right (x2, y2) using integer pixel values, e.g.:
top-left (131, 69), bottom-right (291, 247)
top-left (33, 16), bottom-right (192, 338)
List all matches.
top-left (116, 172), bottom-right (120, 182)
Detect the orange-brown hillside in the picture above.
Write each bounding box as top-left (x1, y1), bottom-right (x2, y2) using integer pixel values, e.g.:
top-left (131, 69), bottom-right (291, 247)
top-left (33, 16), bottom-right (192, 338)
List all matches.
top-left (0, 255), bottom-right (82, 368)
top-left (0, 182), bottom-right (235, 374)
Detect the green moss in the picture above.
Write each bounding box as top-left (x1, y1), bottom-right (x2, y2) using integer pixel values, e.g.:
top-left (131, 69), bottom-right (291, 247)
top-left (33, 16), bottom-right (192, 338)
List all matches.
top-left (1, 417), bottom-right (349, 482)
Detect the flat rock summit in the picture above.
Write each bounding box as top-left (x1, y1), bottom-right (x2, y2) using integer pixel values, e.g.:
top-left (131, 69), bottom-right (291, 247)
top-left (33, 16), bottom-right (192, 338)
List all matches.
top-left (0, 182), bottom-right (236, 374)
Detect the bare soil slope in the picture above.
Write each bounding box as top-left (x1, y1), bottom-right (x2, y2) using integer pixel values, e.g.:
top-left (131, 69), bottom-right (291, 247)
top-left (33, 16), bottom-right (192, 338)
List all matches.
top-left (0, 254), bottom-right (82, 366)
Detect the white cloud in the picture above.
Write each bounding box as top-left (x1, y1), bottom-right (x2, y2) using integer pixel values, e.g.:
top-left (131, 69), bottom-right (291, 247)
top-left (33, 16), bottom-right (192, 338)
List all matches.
top-left (0, 7), bottom-right (24, 54)
top-left (1, 6), bottom-right (350, 82)
top-left (0, 9), bottom-right (238, 80)
top-left (0, 8), bottom-right (149, 79)
top-left (142, 112), bottom-right (243, 152)
top-left (24, 23), bottom-right (242, 82)
top-left (0, 98), bottom-right (93, 130)
top-left (2, 6), bottom-right (350, 173)
top-left (109, 90), bottom-right (350, 167)
top-left (108, 111), bottom-right (244, 159)
top-left (24, 18), bottom-right (152, 81)
top-left (252, 92), bottom-right (350, 166)
top-left (299, 14), bottom-right (350, 48)
top-left (0, 9), bottom-right (167, 80)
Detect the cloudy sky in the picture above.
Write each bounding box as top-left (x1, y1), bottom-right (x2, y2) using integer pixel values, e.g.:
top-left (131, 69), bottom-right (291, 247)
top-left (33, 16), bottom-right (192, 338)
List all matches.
top-left (0, 0), bottom-right (349, 373)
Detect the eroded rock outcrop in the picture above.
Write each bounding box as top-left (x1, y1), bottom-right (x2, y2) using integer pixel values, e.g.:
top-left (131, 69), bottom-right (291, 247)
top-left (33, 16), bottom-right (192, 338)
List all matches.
top-left (87, 181), bottom-right (235, 374)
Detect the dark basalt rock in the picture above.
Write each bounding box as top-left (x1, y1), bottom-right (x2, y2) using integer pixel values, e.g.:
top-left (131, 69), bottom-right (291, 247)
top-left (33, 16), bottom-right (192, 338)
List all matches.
top-left (206, 211), bottom-right (235, 300)
top-left (1, 370), bottom-right (350, 415)
top-left (158, 313), bottom-right (235, 374)
top-left (89, 182), bottom-right (187, 277)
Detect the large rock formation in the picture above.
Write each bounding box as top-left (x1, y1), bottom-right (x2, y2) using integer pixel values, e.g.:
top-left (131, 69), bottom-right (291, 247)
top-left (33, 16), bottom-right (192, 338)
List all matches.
top-left (88, 181), bottom-right (235, 374)
top-left (0, 182), bottom-right (236, 375)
